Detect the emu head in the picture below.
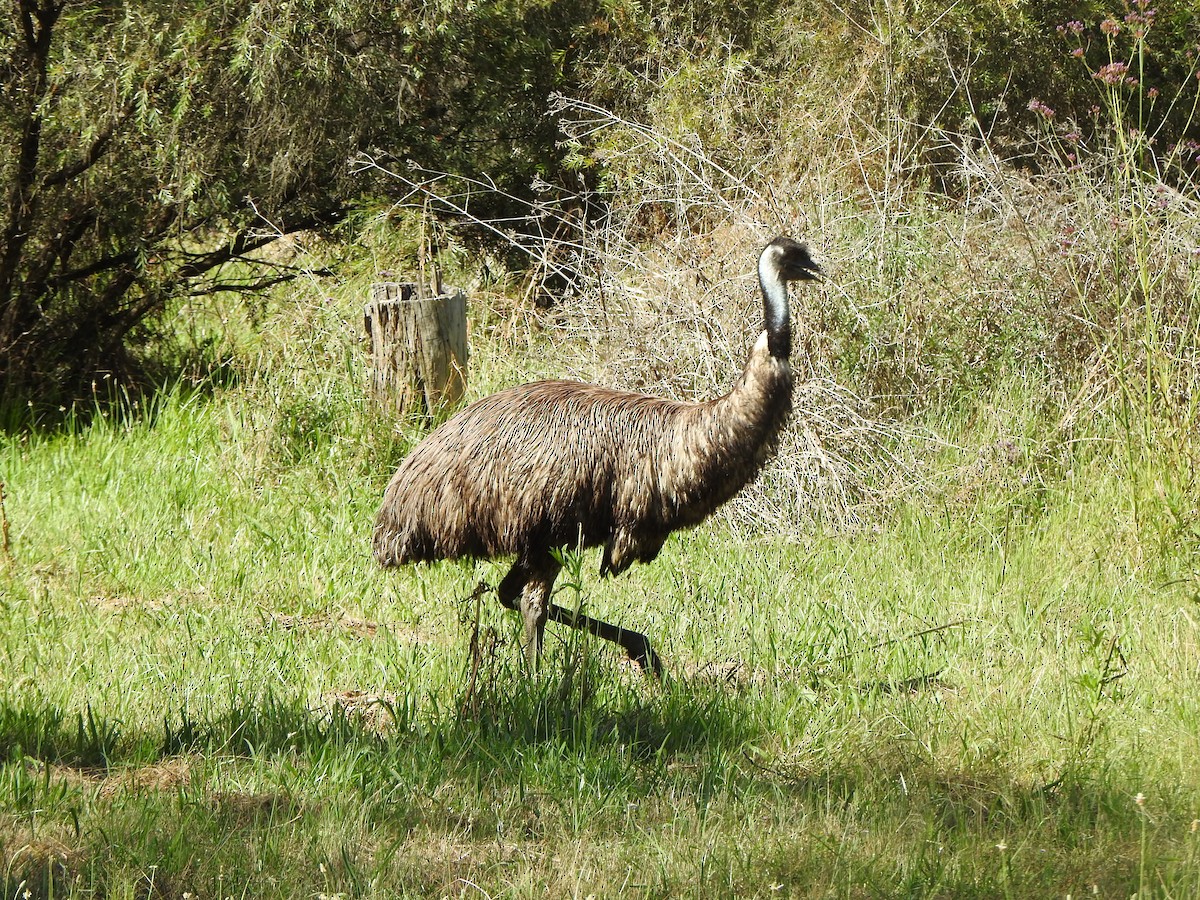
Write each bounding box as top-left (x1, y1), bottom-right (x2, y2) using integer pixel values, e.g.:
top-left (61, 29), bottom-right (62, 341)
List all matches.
top-left (763, 236), bottom-right (822, 283)
top-left (758, 236), bottom-right (822, 360)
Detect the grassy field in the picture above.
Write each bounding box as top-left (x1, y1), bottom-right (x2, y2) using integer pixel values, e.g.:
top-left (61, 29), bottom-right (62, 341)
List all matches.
top-left (4, 24), bottom-right (1200, 890)
top-left (1, 259), bottom-right (1199, 899)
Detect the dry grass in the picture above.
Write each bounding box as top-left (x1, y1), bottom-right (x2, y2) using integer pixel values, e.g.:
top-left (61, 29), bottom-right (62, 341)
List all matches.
top-left (359, 52), bottom-right (1199, 540)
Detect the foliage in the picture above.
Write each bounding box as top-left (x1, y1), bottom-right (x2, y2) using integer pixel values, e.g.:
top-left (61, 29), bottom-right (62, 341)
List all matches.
top-left (581, 0), bottom-right (1200, 189)
top-left (1023, 4), bottom-right (1200, 556)
top-left (0, 0), bottom-right (610, 404)
top-left (3, 0), bottom-right (1195, 407)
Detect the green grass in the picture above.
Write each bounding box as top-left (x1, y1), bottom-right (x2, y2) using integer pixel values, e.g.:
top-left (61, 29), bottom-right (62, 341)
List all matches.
top-left (1, 356), bottom-right (1198, 898)
top-left (3, 0), bottom-right (1200, 894)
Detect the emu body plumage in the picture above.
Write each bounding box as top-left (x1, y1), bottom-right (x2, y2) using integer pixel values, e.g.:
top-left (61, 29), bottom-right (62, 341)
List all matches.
top-left (373, 237), bottom-right (821, 674)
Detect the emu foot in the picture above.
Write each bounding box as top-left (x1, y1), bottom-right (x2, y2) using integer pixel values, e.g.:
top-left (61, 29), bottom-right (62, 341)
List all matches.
top-left (545, 602), bottom-right (664, 679)
top-left (624, 634), bottom-right (665, 679)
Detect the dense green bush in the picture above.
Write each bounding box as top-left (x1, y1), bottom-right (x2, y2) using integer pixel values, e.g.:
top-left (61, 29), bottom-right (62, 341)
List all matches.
top-left (0, 0), bottom-right (610, 405)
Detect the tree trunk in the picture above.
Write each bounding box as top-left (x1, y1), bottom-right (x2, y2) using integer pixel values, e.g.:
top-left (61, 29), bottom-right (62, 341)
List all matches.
top-left (364, 283), bottom-right (468, 416)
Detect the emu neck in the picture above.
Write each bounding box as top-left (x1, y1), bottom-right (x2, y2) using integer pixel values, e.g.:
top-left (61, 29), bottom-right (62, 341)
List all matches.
top-left (718, 330), bottom-right (793, 443)
top-left (758, 262), bottom-right (791, 359)
top-left (680, 331), bottom-right (792, 515)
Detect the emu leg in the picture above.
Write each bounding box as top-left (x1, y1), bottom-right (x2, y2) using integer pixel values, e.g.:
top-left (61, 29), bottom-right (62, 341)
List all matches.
top-left (496, 553), bottom-right (664, 678)
top-left (546, 604), bottom-right (664, 678)
top-left (497, 554), bottom-right (561, 671)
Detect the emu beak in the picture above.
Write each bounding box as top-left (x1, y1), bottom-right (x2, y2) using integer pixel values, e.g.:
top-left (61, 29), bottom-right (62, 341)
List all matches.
top-left (796, 256), bottom-right (823, 282)
top-left (789, 242), bottom-right (823, 282)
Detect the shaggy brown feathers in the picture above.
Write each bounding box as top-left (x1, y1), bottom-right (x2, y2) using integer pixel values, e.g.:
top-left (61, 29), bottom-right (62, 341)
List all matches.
top-left (373, 236), bottom-right (821, 675)
top-left (374, 335), bottom-right (789, 572)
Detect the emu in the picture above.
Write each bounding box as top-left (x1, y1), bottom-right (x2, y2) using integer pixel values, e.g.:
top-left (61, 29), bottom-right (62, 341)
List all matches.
top-left (373, 236), bottom-right (822, 675)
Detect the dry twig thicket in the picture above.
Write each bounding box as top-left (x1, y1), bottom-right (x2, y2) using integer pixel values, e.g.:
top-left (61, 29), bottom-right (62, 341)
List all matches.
top-left (358, 98), bottom-right (904, 534)
top-left (360, 14), bottom-right (1200, 539)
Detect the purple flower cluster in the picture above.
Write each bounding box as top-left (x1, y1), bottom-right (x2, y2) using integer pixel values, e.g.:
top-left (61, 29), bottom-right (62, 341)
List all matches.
top-left (1058, 224), bottom-right (1078, 254)
top-left (1123, 10), bottom-right (1156, 39)
top-left (1123, 0), bottom-right (1157, 38)
top-left (1047, 6), bottom-right (1198, 172)
top-left (1094, 62), bottom-right (1130, 85)
top-left (1028, 98), bottom-right (1056, 119)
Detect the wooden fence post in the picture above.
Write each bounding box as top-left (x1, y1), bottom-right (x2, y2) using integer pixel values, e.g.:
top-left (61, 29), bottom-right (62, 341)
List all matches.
top-left (364, 283), bottom-right (468, 416)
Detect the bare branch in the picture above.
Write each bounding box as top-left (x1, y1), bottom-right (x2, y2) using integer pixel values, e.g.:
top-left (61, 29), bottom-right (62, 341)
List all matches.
top-left (187, 268), bottom-right (334, 297)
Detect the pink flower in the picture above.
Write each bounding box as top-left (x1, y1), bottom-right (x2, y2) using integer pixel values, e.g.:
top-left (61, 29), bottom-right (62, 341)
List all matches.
top-left (1148, 87), bottom-right (1159, 99)
top-left (1094, 62), bottom-right (1130, 84)
top-left (1123, 7), bottom-right (1156, 28)
top-left (1101, 18), bottom-right (1121, 35)
top-left (1028, 98), bottom-right (1056, 119)
top-left (1072, 48), bottom-right (1085, 58)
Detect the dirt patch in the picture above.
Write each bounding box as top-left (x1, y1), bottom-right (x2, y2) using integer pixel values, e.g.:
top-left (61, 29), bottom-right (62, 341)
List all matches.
top-left (90, 594), bottom-right (164, 613)
top-left (212, 790), bottom-right (302, 825)
top-left (0, 833), bottom-right (83, 885)
top-left (270, 612), bottom-right (381, 638)
top-left (320, 689), bottom-right (406, 734)
top-left (268, 611), bottom-right (430, 644)
top-left (683, 659), bottom-right (956, 697)
top-left (24, 757), bottom-right (196, 799)
top-left (88, 589), bottom-right (211, 613)
top-left (682, 658), bottom-right (812, 688)
top-left (98, 757), bottom-right (194, 798)
top-left (22, 760), bottom-right (105, 791)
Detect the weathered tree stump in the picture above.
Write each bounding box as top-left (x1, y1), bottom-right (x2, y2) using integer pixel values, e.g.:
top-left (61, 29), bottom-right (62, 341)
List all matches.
top-left (364, 283), bottom-right (468, 416)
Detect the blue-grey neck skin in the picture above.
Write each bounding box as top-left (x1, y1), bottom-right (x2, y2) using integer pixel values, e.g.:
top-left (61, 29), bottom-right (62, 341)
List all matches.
top-left (758, 253), bottom-right (792, 359)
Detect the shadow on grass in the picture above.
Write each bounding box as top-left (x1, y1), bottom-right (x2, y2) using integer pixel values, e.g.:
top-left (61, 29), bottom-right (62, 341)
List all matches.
top-left (449, 652), bottom-right (757, 761)
top-left (0, 675), bottom-right (760, 896)
top-left (0, 687), bottom-right (1180, 900)
top-left (0, 664), bottom-right (754, 774)
top-left (0, 347), bottom-right (241, 437)
top-left (0, 702), bottom-right (122, 770)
